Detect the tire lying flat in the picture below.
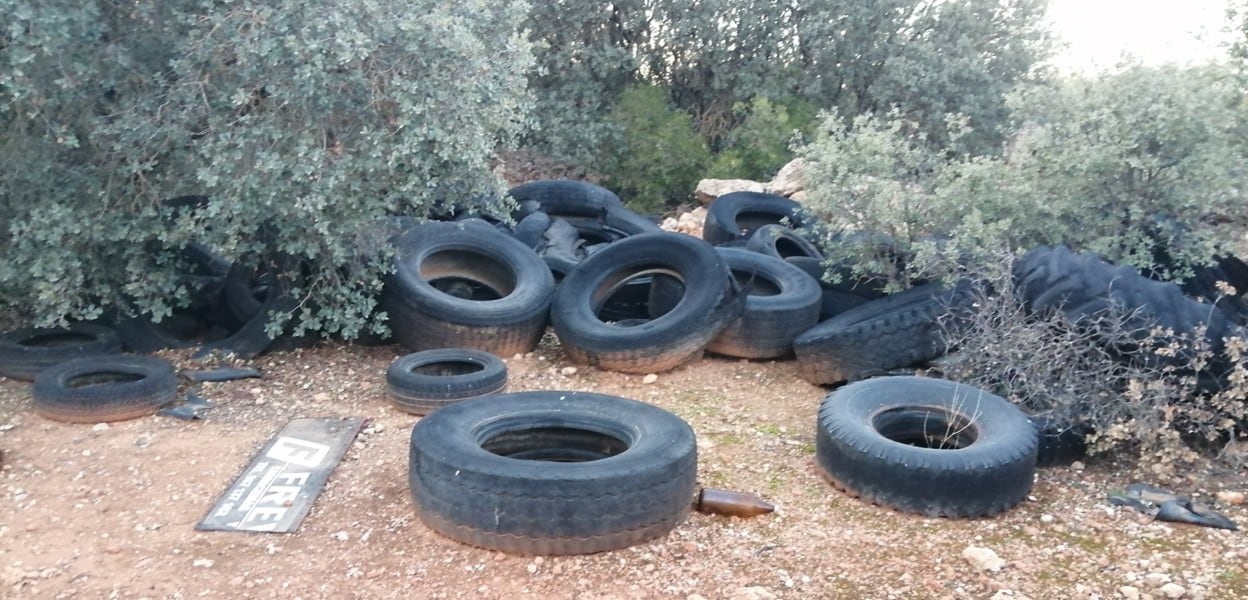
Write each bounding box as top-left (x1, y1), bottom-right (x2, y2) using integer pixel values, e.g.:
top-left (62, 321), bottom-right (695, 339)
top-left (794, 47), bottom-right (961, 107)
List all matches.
top-left (702, 192), bottom-right (804, 246)
top-left (32, 354), bottom-right (178, 423)
top-left (408, 390), bottom-right (698, 555)
top-left (386, 348), bottom-right (507, 415)
top-left (0, 323), bottom-right (123, 381)
top-left (815, 376), bottom-right (1038, 518)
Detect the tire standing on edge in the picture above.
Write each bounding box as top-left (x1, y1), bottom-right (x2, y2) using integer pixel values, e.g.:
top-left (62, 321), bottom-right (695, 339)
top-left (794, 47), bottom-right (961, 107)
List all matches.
top-left (705, 248), bottom-right (822, 359)
top-left (408, 390), bottom-right (698, 555)
top-left (551, 232), bottom-right (745, 373)
top-left (32, 355), bottom-right (179, 423)
top-left (815, 376), bottom-right (1038, 517)
top-left (384, 220), bottom-right (555, 357)
top-left (386, 348), bottom-right (507, 415)
top-left (702, 192), bottom-right (804, 246)
top-left (0, 323), bottom-right (123, 381)
top-left (794, 281), bottom-right (975, 385)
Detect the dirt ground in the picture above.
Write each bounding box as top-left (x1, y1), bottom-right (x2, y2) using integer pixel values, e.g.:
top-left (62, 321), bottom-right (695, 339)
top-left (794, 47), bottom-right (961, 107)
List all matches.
top-left (1, 333), bottom-right (1246, 600)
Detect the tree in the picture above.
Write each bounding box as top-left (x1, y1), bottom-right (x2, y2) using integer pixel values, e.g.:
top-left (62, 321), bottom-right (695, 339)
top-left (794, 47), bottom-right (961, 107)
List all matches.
top-left (1, 0), bottom-right (534, 337)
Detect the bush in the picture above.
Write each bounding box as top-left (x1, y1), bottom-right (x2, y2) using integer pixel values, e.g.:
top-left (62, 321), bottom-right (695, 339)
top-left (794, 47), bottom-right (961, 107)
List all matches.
top-left (1, 0), bottom-right (533, 338)
top-left (707, 96), bottom-right (816, 182)
top-left (799, 64), bottom-right (1248, 289)
top-left (937, 263), bottom-right (1248, 477)
top-left (600, 85), bottom-right (711, 214)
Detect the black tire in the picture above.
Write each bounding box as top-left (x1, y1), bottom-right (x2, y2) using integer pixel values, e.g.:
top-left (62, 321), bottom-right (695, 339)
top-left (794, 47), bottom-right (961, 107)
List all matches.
top-left (32, 354), bottom-right (178, 423)
top-left (1027, 410), bottom-right (1090, 468)
top-left (0, 323), bottom-right (123, 381)
top-left (408, 390), bottom-right (698, 555)
top-left (386, 349), bottom-right (507, 415)
top-left (551, 232), bottom-right (745, 373)
top-left (705, 248), bottom-right (822, 359)
top-left (508, 179), bottom-right (623, 211)
top-left (194, 253), bottom-right (304, 359)
top-left (702, 192), bottom-right (804, 246)
top-left (815, 376), bottom-right (1038, 518)
top-left (784, 257), bottom-right (878, 320)
top-left (794, 281), bottom-right (975, 385)
top-left (384, 220), bottom-right (555, 357)
top-left (745, 224), bottom-right (823, 261)
top-left (1014, 245), bottom-right (1243, 376)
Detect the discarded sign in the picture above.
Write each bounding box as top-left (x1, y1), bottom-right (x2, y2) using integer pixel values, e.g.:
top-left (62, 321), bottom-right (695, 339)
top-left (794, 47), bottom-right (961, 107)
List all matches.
top-left (197, 417), bottom-right (365, 533)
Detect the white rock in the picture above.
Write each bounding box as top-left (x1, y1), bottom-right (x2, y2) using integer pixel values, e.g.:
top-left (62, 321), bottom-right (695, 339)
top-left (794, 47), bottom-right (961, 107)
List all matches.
top-left (695, 179), bottom-right (765, 205)
top-left (1159, 582), bottom-right (1186, 599)
top-left (1145, 573), bottom-right (1171, 588)
top-left (560, 366), bottom-right (577, 376)
top-left (961, 546), bottom-right (1006, 572)
top-left (332, 531), bottom-right (349, 542)
top-left (91, 423), bottom-right (109, 432)
top-left (765, 158), bottom-right (807, 197)
top-left (192, 558), bottom-right (214, 568)
top-left (1215, 491), bottom-right (1245, 506)
top-left (1118, 585), bottom-right (1141, 600)
top-left (729, 586), bottom-right (777, 600)
top-left (642, 373), bottom-right (659, 384)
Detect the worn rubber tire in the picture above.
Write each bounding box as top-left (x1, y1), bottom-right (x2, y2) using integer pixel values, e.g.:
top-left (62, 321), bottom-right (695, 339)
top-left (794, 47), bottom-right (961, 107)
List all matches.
top-left (408, 390), bottom-right (698, 555)
top-left (386, 349), bottom-right (508, 415)
top-left (745, 224), bottom-right (823, 261)
top-left (194, 253), bottom-right (303, 359)
top-left (815, 376), bottom-right (1038, 518)
top-left (794, 281), bottom-right (975, 385)
top-left (783, 257), bottom-right (878, 320)
top-left (32, 354), bottom-right (178, 423)
top-left (1014, 245), bottom-right (1243, 377)
top-left (1027, 410), bottom-right (1090, 468)
top-left (551, 232), bottom-right (744, 373)
top-left (509, 180), bottom-right (658, 238)
top-left (705, 248), bottom-right (822, 359)
top-left (703, 192), bottom-right (804, 246)
top-left (385, 220), bottom-right (555, 357)
top-left (0, 324), bottom-right (123, 381)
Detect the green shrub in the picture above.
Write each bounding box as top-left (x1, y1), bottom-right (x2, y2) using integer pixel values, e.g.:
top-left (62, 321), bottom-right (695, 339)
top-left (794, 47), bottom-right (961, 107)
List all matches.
top-left (707, 96), bottom-right (816, 181)
top-left (601, 85), bottom-right (711, 214)
top-left (1, 0), bottom-right (533, 338)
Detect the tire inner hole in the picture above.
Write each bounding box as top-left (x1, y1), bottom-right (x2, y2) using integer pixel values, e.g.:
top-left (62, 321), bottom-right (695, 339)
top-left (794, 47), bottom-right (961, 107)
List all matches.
top-left (481, 426), bottom-right (630, 463)
top-left (20, 332), bottom-right (96, 347)
top-left (66, 372), bottom-right (146, 388)
top-left (421, 249), bottom-right (516, 300)
top-left (736, 211), bottom-right (788, 236)
top-left (593, 269), bottom-right (685, 325)
top-left (772, 236), bottom-right (815, 259)
top-left (872, 406), bottom-right (980, 450)
top-left (410, 360), bottom-right (484, 378)
top-left (731, 269), bottom-right (780, 297)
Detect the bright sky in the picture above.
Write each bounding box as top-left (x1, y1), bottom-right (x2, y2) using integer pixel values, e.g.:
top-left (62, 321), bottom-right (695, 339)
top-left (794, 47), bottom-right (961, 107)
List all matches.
top-left (1045, 0), bottom-right (1238, 73)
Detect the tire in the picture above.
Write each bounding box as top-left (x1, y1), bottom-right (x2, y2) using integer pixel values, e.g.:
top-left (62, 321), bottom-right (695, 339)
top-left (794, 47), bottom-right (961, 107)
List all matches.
top-left (705, 248), bottom-right (822, 359)
top-left (794, 281), bottom-right (975, 385)
top-left (815, 376), bottom-right (1038, 518)
top-left (745, 224), bottom-right (823, 261)
top-left (0, 323), bottom-right (123, 381)
top-left (384, 220), bottom-right (555, 357)
top-left (408, 390), bottom-right (698, 555)
top-left (509, 180), bottom-right (658, 237)
top-left (32, 354), bottom-right (178, 423)
top-left (1013, 245), bottom-right (1243, 376)
top-left (194, 253), bottom-right (304, 359)
top-left (386, 349), bottom-right (507, 415)
top-left (1027, 410), bottom-right (1090, 468)
top-left (551, 232), bottom-right (745, 373)
top-left (702, 192), bottom-right (804, 246)
top-left (784, 257), bottom-right (878, 320)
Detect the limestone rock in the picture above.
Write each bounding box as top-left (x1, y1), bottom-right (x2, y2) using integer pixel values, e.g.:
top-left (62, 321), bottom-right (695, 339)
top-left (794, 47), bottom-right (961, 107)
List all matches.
top-left (766, 158), bottom-right (807, 197)
top-left (695, 179), bottom-right (764, 205)
top-left (961, 546), bottom-right (1006, 572)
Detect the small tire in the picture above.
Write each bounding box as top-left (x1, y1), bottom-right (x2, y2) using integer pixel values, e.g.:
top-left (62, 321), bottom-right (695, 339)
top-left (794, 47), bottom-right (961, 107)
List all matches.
top-left (794, 281), bottom-right (975, 385)
top-left (551, 232), bottom-right (744, 373)
top-left (702, 192), bottom-right (804, 246)
top-left (384, 220), bottom-right (555, 357)
top-left (386, 349), bottom-right (507, 415)
top-left (32, 355), bottom-right (178, 423)
top-left (408, 390), bottom-right (698, 555)
top-left (0, 323), bottom-right (123, 381)
top-left (815, 376), bottom-right (1038, 518)
top-left (745, 224), bottom-right (823, 261)
top-left (705, 248), bottom-right (822, 359)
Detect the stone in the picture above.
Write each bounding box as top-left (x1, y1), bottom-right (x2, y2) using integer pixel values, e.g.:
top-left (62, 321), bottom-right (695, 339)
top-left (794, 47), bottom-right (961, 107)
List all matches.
top-left (695, 179), bottom-right (765, 205)
top-left (1118, 586), bottom-right (1140, 600)
top-left (765, 158), bottom-right (807, 197)
top-left (1215, 491), bottom-right (1245, 506)
top-left (642, 373), bottom-right (659, 384)
top-left (729, 587), bottom-right (777, 600)
top-left (961, 546), bottom-right (1006, 572)
top-left (560, 366), bottom-right (578, 376)
top-left (1159, 582), bottom-right (1186, 599)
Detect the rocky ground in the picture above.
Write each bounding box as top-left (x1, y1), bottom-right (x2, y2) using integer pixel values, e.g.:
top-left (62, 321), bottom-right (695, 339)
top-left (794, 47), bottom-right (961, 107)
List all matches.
top-left (1, 333), bottom-right (1246, 600)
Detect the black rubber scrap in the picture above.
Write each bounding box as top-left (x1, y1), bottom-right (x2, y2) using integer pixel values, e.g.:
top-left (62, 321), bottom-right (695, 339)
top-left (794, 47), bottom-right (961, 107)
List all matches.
top-left (33, 354), bottom-right (179, 423)
top-left (181, 366), bottom-right (262, 382)
top-left (0, 323), bottom-right (123, 381)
